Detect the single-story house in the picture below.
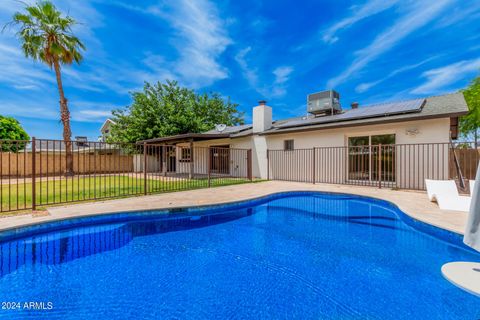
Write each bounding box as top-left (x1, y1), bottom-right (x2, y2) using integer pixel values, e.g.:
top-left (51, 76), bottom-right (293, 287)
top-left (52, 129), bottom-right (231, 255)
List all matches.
top-left (140, 91), bottom-right (469, 188)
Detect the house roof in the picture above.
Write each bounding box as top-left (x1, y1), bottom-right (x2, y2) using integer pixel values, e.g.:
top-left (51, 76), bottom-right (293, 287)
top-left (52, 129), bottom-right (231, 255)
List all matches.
top-left (139, 124), bottom-right (254, 144)
top-left (203, 124), bottom-right (253, 135)
top-left (206, 92), bottom-right (467, 137)
top-left (262, 92), bottom-right (467, 135)
top-left (140, 133), bottom-right (231, 144)
top-left (137, 92), bottom-right (468, 143)
top-left (100, 119), bottom-right (116, 132)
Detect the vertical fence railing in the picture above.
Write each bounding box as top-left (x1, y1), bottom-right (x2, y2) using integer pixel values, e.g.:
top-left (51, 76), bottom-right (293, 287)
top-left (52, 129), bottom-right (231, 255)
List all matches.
top-left (268, 142), bottom-right (479, 191)
top-left (0, 138), bottom-right (253, 213)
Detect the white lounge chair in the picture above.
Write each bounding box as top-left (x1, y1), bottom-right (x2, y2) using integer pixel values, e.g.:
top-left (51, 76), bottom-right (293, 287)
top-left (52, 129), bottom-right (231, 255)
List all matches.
top-left (425, 180), bottom-right (458, 202)
top-left (425, 179), bottom-right (471, 212)
top-left (436, 195), bottom-right (471, 212)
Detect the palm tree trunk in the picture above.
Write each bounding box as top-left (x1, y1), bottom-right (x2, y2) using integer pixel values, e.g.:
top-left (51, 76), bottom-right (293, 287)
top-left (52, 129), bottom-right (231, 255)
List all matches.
top-left (53, 59), bottom-right (74, 176)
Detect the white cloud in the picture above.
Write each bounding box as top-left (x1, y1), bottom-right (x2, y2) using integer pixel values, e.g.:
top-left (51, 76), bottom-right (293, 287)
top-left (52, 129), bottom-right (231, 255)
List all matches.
top-left (72, 109), bottom-right (112, 122)
top-left (355, 82), bottom-right (380, 93)
top-left (145, 0), bottom-right (232, 88)
top-left (0, 42), bottom-right (55, 90)
top-left (235, 47), bottom-right (294, 98)
top-left (355, 56), bottom-right (438, 93)
top-left (271, 66), bottom-right (294, 97)
top-left (235, 47), bottom-right (259, 87)
top-left (0, 98), bottom-right (58, 120)
top-left (411, 58), bottom-right (480, 94)
top-left (435, 1), bottom-right (480, 28)
top-left (327, 0), bottom-right (452, 88)
top-left (273, 66), bottom-right (294, 84)
top-left (322, 0), bottom-right (399, 44)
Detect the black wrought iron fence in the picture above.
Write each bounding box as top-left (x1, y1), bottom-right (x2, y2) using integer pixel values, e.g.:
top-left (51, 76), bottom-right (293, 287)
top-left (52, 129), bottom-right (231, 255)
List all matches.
top-left (0, 138), bottom-right (252, 213)
top-left (268, 142), bottom-right (479, 191)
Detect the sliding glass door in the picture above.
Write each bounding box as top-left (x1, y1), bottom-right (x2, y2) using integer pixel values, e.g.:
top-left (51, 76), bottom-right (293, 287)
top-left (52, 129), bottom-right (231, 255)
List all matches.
top-left (348, 134), bottom-right (396, 183)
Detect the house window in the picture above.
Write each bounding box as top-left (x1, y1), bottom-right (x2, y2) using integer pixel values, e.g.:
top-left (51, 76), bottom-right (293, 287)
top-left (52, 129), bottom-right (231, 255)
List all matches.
top-left (180, 147), bottom-right (192, 162)
top-left (284, 140), bottom-right (294, 151)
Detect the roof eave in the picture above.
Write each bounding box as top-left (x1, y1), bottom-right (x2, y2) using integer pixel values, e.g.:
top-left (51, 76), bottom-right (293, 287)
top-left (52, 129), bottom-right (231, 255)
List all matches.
top-left (138, 133), bottom-right (230, 144)
top-left (259, 112), bottom-right (467, 136)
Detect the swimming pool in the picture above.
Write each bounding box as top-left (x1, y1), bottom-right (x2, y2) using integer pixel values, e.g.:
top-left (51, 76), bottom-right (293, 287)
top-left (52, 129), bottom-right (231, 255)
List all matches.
top-left (0, 192), bottom-right (478, 319)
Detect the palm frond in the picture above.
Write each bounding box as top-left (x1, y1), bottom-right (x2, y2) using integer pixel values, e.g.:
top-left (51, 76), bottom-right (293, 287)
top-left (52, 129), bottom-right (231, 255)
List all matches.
top-left (8, 0), bottom-right (85, 66)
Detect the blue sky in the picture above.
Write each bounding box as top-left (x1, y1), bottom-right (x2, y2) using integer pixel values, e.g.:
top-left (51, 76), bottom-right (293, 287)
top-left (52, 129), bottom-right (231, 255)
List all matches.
top-left (0, 0), bottom-right (479, 140)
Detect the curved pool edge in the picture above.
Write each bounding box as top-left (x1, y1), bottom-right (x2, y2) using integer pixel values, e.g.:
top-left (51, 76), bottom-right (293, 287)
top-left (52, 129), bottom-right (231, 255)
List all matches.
top-left (0, 190), bottom-right (471, 253)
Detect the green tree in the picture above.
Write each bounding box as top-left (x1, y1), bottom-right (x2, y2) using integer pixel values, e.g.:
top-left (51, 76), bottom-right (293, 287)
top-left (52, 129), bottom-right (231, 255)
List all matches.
top-left (0, 116), bottom-right (30, 152)
top-left (8, 1), bottom-right (85, 174)
top-left (109, 81), bottom-right (245, 143)
top-left (461, 76), bottom-right (480, 147)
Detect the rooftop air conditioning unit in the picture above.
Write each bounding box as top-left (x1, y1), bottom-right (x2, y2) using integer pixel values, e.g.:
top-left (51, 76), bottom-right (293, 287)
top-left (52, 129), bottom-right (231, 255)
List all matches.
top-left (307, 90), bottom-right (341, 115)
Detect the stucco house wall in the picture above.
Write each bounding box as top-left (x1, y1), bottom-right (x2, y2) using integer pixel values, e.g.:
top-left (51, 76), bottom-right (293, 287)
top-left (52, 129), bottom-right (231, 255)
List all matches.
top-left (175, 137), bottom-right (252, 177)
top-left (264, 118), bottom-right (450, 149)
top-left (175, 117), bottom-right (451, 187)
top-left (263, 118), bottom-right (451, 188)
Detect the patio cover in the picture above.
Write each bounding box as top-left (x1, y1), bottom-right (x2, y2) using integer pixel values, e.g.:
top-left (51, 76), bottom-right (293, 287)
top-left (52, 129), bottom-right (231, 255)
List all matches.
top-left (138, 133), bottom-right (229, 145)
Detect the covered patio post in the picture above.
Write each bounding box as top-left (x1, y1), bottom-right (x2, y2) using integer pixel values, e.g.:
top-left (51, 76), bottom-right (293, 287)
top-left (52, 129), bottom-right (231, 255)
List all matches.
top-left (189, 140), bottom-right (194, 179)
top-left (162, 145), bottom-right (167, 177)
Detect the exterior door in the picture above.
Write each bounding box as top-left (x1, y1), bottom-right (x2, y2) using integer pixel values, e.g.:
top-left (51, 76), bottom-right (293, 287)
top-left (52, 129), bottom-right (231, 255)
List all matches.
top-left (162, 146), bottom-right (176, 172)
top-left (210, 146), bottom-right (230, 174)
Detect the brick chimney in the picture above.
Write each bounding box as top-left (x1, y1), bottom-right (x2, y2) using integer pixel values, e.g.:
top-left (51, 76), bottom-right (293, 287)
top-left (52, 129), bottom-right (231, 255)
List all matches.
top-left (351, 102), bottom-right (359, 109)
top-left (253, 100), bottom-right (272, 133)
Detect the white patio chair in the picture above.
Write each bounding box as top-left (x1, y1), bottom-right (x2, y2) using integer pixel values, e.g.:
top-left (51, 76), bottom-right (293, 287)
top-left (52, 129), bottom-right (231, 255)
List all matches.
top-left (425, 179), bottom-right (459, 202)
top-left (425, 179), bottom-right (471, 212)
top-left (436, 195), bottom-right (471, 212)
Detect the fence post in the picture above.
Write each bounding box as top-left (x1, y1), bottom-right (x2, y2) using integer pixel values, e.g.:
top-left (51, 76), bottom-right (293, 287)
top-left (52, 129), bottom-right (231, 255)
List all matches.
top-left (378, 144), bottom-right (382, 189)
top-left (267, 149), bottom-right (270, 180)
top-left (312, 147), bottom-right (316, 184)
top-left (247, 149), bottom-right (253, 181)
top-left (207, 147), bottom-right (211, 187)
top-left (189, 141), bottom-right (194, 179)
top-left (143, 142), bottom-right (147, 195)
top-left (31, 137), bottom-right (36, 211)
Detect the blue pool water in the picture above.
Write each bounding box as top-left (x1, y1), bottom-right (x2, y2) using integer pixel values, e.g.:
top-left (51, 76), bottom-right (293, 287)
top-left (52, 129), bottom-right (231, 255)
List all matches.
top-left (0, 192), bottom-right (479, 319)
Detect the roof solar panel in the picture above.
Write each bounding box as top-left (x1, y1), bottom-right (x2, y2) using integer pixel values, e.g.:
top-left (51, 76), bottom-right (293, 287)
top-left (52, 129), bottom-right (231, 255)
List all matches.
top-left (275, 98), bottom-right (425, 129)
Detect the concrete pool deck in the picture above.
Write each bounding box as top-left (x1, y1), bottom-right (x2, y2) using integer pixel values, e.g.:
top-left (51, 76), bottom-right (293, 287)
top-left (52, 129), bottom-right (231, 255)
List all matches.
top-left (0, 181), bottom-right (469, 235)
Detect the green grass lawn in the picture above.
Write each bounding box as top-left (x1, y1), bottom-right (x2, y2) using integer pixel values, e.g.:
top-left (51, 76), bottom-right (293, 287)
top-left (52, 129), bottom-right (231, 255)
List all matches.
top-left (1, 175), bottom-right (252, 213)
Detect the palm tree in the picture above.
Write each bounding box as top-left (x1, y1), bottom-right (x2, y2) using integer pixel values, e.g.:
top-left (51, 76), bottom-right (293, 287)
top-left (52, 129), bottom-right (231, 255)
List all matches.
top-left (9, 1), bottom-right (85, 175)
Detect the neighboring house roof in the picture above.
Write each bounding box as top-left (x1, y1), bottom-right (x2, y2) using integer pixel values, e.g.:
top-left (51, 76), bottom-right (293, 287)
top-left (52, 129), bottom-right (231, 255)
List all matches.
top-left (24, 140), bottom-right (118, 152)
top-left (100, 119), bottom-right (116, 133)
